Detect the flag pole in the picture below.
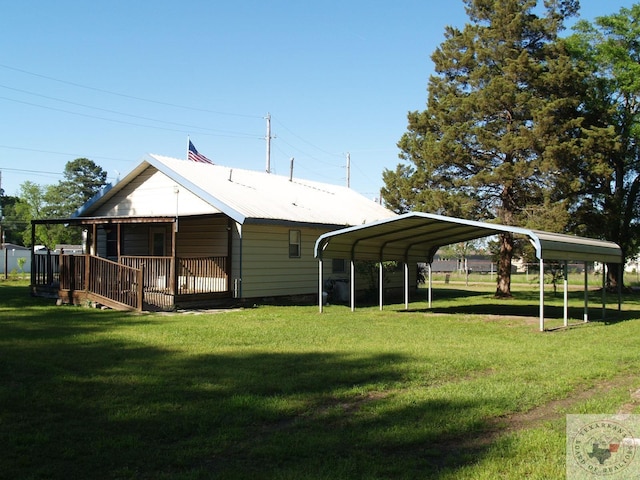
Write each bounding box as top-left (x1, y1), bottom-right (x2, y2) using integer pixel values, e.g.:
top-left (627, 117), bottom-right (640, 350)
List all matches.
top-left (186, 135), bottom-right (190, 160)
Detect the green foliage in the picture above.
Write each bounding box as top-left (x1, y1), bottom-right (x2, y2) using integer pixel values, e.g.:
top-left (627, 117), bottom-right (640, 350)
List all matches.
top-left (566, 4), bottom-right (640, 286)
top-left (385, 0), bottom-right (585, 297)
top-left (0, 195), bottom-right (23, 245)
top-left (8, 158), bottom-right (107, 248)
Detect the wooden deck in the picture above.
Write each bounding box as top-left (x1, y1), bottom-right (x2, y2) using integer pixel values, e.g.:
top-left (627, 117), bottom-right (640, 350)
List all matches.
top-left (32, 253), bottom-right (231, 311)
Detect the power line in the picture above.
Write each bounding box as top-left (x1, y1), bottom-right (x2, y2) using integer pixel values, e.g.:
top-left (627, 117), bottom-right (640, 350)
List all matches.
top-left (0, 84), bottom-right (259, 137)
top-left (0, 145), bottom-right (132, 163)
top-left (0, 63), bottom-right (263, 119)
top-left (272, 115), bottom-right (343, 158)
top-left (0, 95), bottom-right (261, 139)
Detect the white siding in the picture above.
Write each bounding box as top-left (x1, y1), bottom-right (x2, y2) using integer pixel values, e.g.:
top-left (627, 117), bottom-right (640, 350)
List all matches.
top-left (94, 167), bottom-right (219, 217)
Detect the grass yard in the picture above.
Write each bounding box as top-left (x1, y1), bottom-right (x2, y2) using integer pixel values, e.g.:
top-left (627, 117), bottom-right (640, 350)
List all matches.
top-left (1, 279), bottom-right (639, 479)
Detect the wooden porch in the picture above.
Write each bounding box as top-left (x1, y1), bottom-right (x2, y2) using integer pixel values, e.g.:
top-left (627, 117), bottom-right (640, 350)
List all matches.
top-left (31, 252), bottom-right (231, 311)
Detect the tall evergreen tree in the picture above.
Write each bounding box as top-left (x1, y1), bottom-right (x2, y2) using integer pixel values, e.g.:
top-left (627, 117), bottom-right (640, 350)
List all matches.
top-left (383, 0), bottom-right (583, 297)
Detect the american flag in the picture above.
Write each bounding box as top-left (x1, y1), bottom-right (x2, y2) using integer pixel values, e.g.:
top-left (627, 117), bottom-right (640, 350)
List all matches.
top-left (187, 140), bottom-right (214, 164)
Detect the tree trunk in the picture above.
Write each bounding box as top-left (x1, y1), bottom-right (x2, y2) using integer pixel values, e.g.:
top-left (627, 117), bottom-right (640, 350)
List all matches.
top-left (606, 261), bottom-right (622, 291)
top-left (495, 232), bottom-right (514, 298)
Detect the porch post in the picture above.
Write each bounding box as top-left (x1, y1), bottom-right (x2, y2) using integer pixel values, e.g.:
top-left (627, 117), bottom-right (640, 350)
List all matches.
top-left (116, 223), bottom-right (122, 258)
top-left (30, 222), bottom-right (36, 289)
top-left (92, 224), bottom-right (97, 256)
top-left (171, 219), bottom-right (177, 303)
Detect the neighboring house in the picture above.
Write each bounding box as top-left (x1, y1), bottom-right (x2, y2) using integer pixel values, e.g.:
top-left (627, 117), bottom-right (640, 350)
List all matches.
top-left (1, 243), bottom-right (30, 276)
top-left (31, 154), bottom-right (395, 310)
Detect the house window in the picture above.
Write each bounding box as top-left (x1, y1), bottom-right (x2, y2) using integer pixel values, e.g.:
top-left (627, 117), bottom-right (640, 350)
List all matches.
top-left (150, 227), bottom-right (166, 256)
top-left (332, 258), bottom-right (346, 273)
top-left (289, 230), bottom-right (301, 258)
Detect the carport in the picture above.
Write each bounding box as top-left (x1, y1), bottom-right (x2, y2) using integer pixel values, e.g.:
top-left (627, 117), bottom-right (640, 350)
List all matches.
top-left (314, 212), bottom-right (623, 331)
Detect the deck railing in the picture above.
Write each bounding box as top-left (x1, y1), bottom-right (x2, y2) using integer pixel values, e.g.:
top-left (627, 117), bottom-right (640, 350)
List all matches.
top-left (88, 256), bottom-right (143, 311)
top-left (32, 252), bottom-right (61, 286)
top-left (177, 256), bottom-right (228, 294)
top-left (59, 254), bottom-right (87, 291)
top-left (33, 253), bottom-right (229, 311)
top-left (120, 256), bottom-right (173, 293)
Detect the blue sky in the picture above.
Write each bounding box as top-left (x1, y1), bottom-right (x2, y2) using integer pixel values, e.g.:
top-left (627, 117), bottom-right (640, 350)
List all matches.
top-left (0, 0), bottom-right (633, 200)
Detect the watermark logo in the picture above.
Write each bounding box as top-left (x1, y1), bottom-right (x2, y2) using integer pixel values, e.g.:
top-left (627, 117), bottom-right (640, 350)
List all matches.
top-left (567, 415), bottom-right (639, 478)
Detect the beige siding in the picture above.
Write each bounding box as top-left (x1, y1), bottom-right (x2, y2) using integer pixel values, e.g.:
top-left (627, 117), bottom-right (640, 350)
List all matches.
top-left (232, 224), bottom-right (421, 300)
top-left (237, 224), bottom-right (328, 298)
top-left (94, 167), bottom-right (219, 217)
top-left (176, 217), bottom-right (228, 257)
top-left (122, 226), bottom-right (149, 255)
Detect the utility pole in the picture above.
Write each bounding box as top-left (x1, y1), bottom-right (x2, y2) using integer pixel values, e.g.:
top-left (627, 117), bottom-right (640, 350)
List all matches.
top-left (0, 169), bottom-right (5, 279)
top-left (265, 113), bottom-right (273, 173)
top-left (346, 152), bottom-right (351, 188)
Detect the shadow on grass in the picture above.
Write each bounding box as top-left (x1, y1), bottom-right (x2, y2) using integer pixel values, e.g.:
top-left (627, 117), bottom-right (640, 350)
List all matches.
top-left (400, 288), bottom-right (640, 324)
top-left (1, 313), bottom-right (501, 479)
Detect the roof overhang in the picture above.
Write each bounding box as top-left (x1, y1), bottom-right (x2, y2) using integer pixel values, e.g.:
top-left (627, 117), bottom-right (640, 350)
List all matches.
top-left (314, 212), bottom-right (622, 264)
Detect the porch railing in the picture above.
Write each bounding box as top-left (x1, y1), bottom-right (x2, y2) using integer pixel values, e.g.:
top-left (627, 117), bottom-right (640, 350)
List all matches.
top-left (177, 256), bottom-right (228, 295)
top-left (33, 253), bottom-right (229, 311)
top-left (87, 256), bottom-right (143, 311)
top-left (120, 256), bottom-right (173, 293)
top-left (32, 252), bottom-right (61, 287)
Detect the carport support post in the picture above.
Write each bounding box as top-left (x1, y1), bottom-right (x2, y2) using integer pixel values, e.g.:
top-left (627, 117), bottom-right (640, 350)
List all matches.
top-left (404, 261), bottom-right (409, 310)
top-left (618, 261), bottom-right (622, 312)
top-left (602, 263), bottom-right (606, 320)
top-left (318, 257), bottom-right (323, 313)
top-left (563, 261), bottom-right (568, 327)
top-left (539, 258), bottom-right (545, 332)
top-left (350, 258), bottom-right (356, 312)
top-left (584, 262), bottom-right (589, 323)
top-left (378, 261), bottom-right (383, 311)
top-left (428, 263), bottom-right (432, 309)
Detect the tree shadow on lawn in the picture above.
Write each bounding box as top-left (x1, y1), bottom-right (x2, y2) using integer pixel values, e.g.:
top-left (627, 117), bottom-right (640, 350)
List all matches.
top-left (2, 329), bottom-right (506, 479)
top-left (402, 289), bottom-right (639, 324)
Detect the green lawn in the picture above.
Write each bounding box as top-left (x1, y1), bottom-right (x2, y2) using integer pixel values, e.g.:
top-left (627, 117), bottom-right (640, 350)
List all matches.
top-left (1, 279), bottom-right (639, 479)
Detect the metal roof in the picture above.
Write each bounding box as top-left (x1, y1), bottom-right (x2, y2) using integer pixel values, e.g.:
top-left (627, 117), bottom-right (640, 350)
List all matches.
top-left (314, 212), bottom-right (622, 264)
top-left (76, 154), bottom-right (395, 226)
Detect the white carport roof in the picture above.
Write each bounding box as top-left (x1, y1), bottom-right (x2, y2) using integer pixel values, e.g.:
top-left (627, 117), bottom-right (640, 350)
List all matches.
top-left (315, 212), bottom-right (622, 264)
top-left (314, 212), bottom-right (622, 331)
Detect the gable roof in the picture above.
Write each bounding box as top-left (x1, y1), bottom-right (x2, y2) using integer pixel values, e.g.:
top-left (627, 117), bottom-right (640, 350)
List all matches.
top-left (315, 212), bottom-right (622, 264)
top-left (75, 154), bottom-right (395, 226)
